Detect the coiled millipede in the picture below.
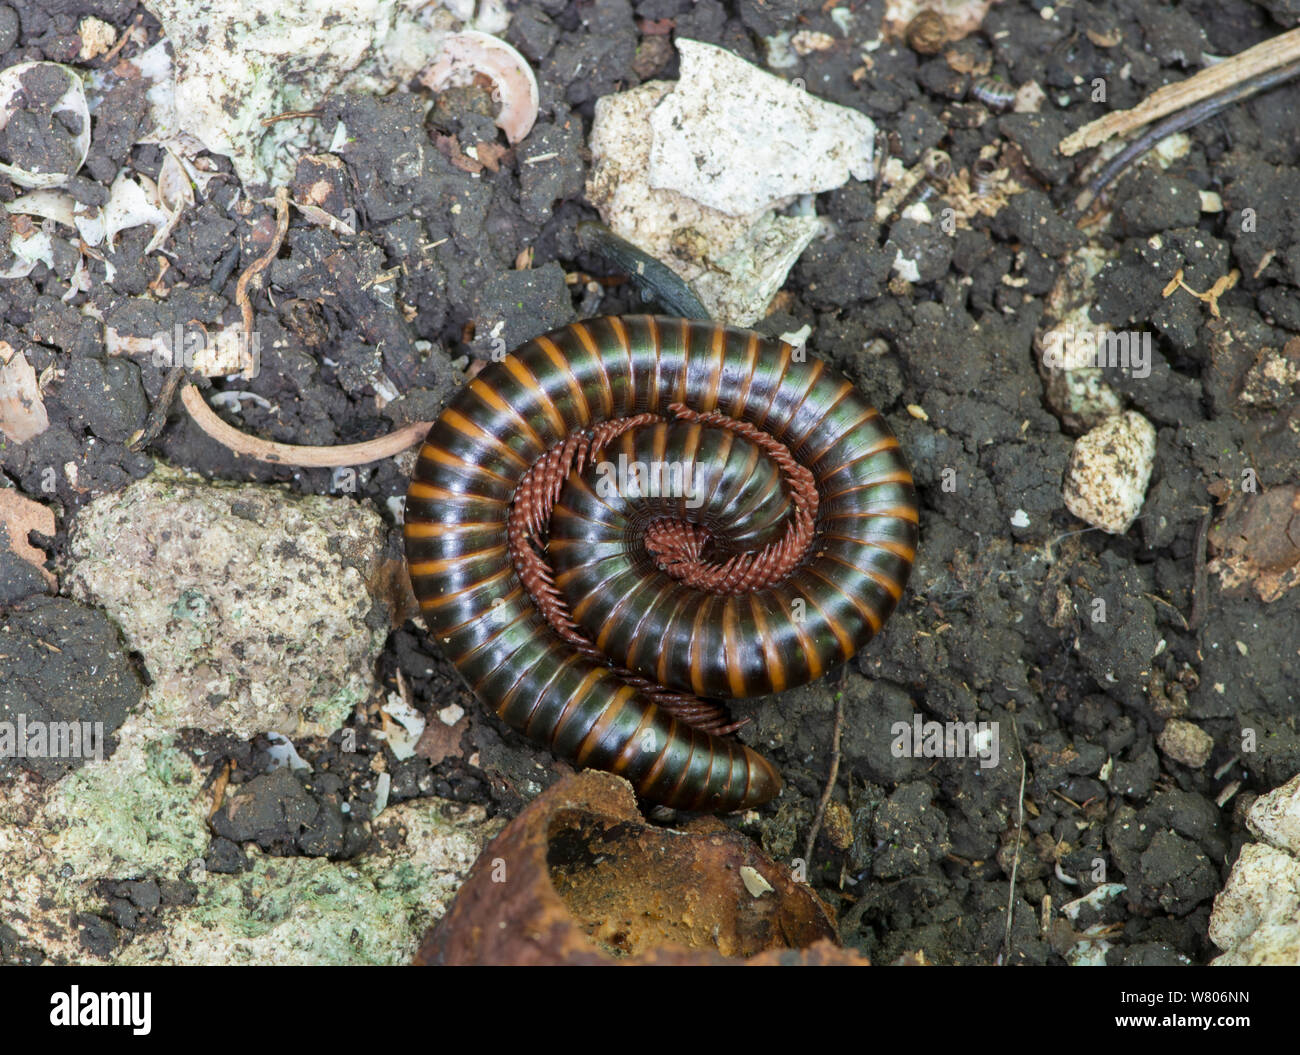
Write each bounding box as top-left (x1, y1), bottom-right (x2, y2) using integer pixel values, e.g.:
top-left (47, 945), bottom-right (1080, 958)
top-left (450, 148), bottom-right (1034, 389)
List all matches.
top-left (404, 316), bottom-right (918, 812)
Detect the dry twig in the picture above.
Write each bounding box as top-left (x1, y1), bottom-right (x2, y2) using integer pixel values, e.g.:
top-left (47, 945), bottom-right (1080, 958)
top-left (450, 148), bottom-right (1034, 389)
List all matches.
top-left (127, 364), bottom-right (187, 452)
top-left (1162, 267), bottom-right (1241, 319)
top-left (98, 12), bottom-right (143, 67)
top-left (261, 109), bottom-right (322, 126)
top-left (802, 671), bottom-right (847, 867)
top-left (1189, 507), bottom-right (1213, 631)
top-left (1060, 27), bottom-right (1300, 155)
top-left (180, 385), bottom-right (432, 467)
top-left (207, 760), bottom-right (232, 821)
top-left (1003, 716), bottom-right (1027, 964)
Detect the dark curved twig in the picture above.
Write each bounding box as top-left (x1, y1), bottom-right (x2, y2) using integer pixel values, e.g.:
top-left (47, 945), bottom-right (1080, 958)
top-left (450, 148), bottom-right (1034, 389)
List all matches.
top-left (577, 221), bottom-right (711, 320)
top-left (1074, 58), bottom-right (1300, 217)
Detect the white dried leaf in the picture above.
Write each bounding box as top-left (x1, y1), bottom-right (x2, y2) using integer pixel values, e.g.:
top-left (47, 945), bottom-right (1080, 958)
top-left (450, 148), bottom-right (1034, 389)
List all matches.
top-left (265, 731), bottom-right (313, 772)
top-left (157, 150), bottom-right (195, 214)
top-left (102, 172), bottom-right (170, 251)
top-left (0, 226), bottom-right (56, 279)
top-left (74, 202), bottom-right (107, 246)
top-left (378, 695), bottom-right (426, 761)
top-left (62, 255), bottom-right (93, 302)
top-left (0, 345), bottom-right (51, 442)
top-left (292, 200), bottom-right (356, 236)
top-left (6, 191), bottom-right (109, 254)
top-left (139, 152), bottom-right (193, 254)
top-left (5, 190), bottom-right (78, 227)
top-left (103, 327), bottom-right (157, 358)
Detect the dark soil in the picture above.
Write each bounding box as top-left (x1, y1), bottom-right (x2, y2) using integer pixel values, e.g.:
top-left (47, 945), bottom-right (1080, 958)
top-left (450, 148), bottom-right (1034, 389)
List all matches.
top-left (2, 0), bottom-right (1298, 965)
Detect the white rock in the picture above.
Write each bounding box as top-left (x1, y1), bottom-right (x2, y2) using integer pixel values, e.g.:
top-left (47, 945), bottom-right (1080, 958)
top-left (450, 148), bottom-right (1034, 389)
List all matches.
top-left (1214, 922), bottom-right (1300, 966)
top-left (891, 249), bottom-right (921, 283)
top-left (145, 0), bottom-right (462, 187)
top-left (649, 40), bottom-right (874, 217)
top-left (1035, 246), bottom-right (1125, 430)
top-left (1209, 843), bottom-right (1300, 964)
top-left (1062, 411), bottom-right (1157, 534)
top-left (0, 348), bottom-right (50, 442)
top-left (588, 82), bottom-right (819, 327)
top-left (1247, 774), bottom-right (1300, 856)
top-left (110, 800), bottom-right (496, 965)
top-left (1062, 882), bottom-right (1127, 921)
top-left (1012, 80), bottom-right (1046, 113)
top-left (67, 467), bottom-right (391, 740)
top-left (762, 32), bottom-right (800, 69)
top-left (588, 40), bottom-right (879, 325)
top-left (78, 17), bottom-right (119, 61)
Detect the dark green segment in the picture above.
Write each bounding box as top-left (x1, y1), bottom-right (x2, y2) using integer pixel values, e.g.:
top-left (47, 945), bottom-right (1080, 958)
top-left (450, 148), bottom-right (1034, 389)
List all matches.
top-left (577, 222), bottom-right (712, 321)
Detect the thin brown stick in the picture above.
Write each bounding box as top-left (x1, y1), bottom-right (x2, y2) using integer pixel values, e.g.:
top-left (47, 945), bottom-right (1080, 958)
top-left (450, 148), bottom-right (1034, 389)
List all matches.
top-left (1073, 63), bottom-right (1300, 215)
top-left (235, 186), bottom-right (290, 335)
top-left (1003, 716), bottom-right (1027, 964)
top-left (802, 671), bottom-right (847, 867)
top-left (180, 385), bottom-right (432, 466)
top-left (261, 109), bottom-right (322, 126)
top-left (1059, 27), bottom-right (1300, 156)
top-left (1189, 507), bottom-right (1212, 631)
top-left (98, 13), bottom-right (143, 67)
top-left (127, 364), bottom-right (187, 451)
top-left (207, 760), bottom-right (232, 820)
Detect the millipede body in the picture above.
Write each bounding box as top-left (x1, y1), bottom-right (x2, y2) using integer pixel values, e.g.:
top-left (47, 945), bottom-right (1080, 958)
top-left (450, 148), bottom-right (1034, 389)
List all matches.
top-left (404, 316), bottom-right (918, 812)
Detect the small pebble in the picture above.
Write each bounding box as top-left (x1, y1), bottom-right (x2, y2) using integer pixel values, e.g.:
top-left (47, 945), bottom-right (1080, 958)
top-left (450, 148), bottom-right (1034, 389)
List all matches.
top-left (739, 865), bottom-right (774, 897)
top-left (1247, 774), bottom-right (1300, 856)
top-left (1157, 719), bottom-right (1214, 768)
top-left (1062, 411), bottom-right (1157, 534)
top-left (905, 11), bottom-right (948, 55)
top-left (823, 800), bottom-right (854, 851)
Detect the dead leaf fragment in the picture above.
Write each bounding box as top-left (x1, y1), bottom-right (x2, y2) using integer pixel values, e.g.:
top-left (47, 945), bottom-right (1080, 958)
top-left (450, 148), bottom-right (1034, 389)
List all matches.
top-left (0, 488), bottom-right (56, 588)
top-left (79, 17), bottom-right (118, 60)
top-left (414, 714), bottom-right (470, 767)
top-left (1208, 486), bottom-right (1300, 602)
top-left (0, 343), bottom-right (51, 442)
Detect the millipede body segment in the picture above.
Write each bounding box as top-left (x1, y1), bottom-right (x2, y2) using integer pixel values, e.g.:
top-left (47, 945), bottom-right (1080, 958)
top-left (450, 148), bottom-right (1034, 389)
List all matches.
top-left (404, 316), bottom-right (918, 812)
